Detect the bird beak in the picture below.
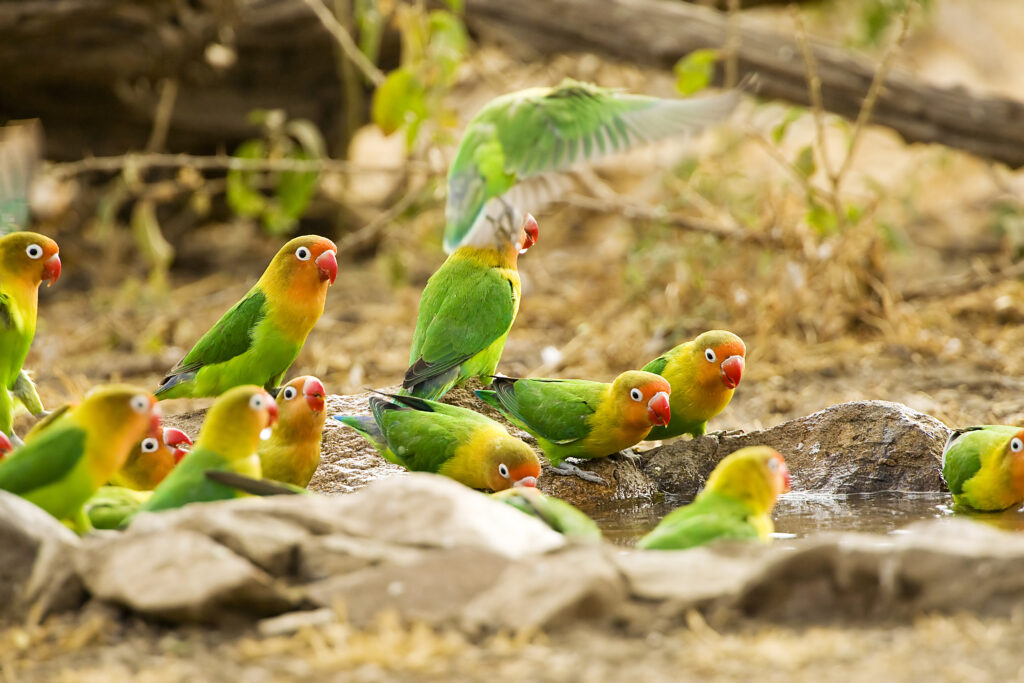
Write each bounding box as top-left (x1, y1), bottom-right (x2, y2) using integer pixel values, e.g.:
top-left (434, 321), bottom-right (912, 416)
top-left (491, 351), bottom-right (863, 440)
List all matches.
top-left (519, 213), bottom-right (539, 254)
top-left (42, 253), bottom-right (61, 287)
top-left (721, 355), bottom-right (744, 390)
top-left (148, 410), bottom-right (163, 440)
top-left (316, 250), bottom-right (338, 285)
top-left (304, 377), bottom-right (326, 412)
top-left (778, 461), bottom-right (792, 493)
top-left (0, 432), bottom-right (11, 457)
top-left (513, 476), bottom-right (537, 488)
top-left (163, 427), bottom-right (192, 462)
top-left (647, 391), bottom-right (671, 426)
top-left (265, 399), bottom-right (279, 427)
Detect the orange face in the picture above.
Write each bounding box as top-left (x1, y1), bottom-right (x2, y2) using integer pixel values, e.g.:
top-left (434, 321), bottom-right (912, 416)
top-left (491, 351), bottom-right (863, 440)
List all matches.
top-left (273, 235), bottom-right (338, 289)
top-left (276, 375), bottom-right (326, 416)
top-left (0, 232), bottom-right (61, 287)
top-left (618, 373), bottom-right (672, 428)
top-left (765, 450), bottom-right (791, 496)
top-left (697, 337), bottom-right (746, 390)
top-left (486, 440), bottom-right (542, 491)
top-left (1007, 429), bottom-right (1024, 496)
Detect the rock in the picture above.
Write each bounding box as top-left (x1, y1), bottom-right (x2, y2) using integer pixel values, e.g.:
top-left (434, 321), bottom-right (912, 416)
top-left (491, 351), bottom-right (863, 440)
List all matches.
top-left (0, 492), bottom-right (84, 621)
top-left (258, 607), bottom-right (338, 637)
top-left (645, 401), bottom-right (949, 496)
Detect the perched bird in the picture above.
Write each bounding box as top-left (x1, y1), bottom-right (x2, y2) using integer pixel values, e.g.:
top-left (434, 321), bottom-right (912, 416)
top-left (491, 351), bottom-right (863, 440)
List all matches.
top-left (155, 235), bottom-right (338, 399)
top-left (403, 212), bottom-right (538, 400)
top-left (110, 427), bottom-right (193, 491)
top-left (475, 371), bottom-right (671, 483)
top-left (638, 446), bottom-right (791, 550)
top-left (491, 487), bottom-right (602, 541)
top-left (444, 78), bottom-right (742, 251)
top-left (0, 431), bottom-right (11, 459)
top-left (85, 486), bottom-right (152, 530)
top-left (258, 375), bottom-right (327, 488)
top-left (0, 385), bottom-right (160, 532)
top-left (642, 330), bottom-right (745, 441)
top-left (133, 385), bottom-right (278, 517)
top-left (0, 231), bottom-right (60, 442)
top-left (334, 393), bottom-right (541, 491)
top-left (941, 425), bottom-right (1024, 512)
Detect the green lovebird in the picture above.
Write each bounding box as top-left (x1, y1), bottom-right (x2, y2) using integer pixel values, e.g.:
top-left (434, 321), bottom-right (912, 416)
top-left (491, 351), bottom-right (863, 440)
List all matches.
top-left (110, 427), bottom-right (193, 491)
top-left (155, 235), bottom-right (337, 399)
top-left (402, 212), bottom-right (538, 400)
top-left (638, 446), bottom-right (791, 550)
top-left (334, 393), bottom-right (541, 491)
top-left (475, 371), bottom-right (672, 484)
top-left (0, 384), bottom-right (161, 533)
top-left (491, 487), bottom-right (602, 542)
top-left (444, 78), bottom-right (742, 251)
top-left (132, 385), bottom-right (279, 518)
top-left (259, 375), bottom-right (326, 488)
top-left (0, 231), bottom-right (61, 441)
top-left (643, 330), bottom-right (745, 441)
top-left (941, 425), bottom-right (1024, 512)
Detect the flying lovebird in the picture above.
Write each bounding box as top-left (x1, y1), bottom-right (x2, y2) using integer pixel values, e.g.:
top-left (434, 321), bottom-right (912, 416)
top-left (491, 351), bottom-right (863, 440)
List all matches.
top-left (638, 446), bottom-right (791, 551)
top-left (334, 393), bottom-right (541, 491)
top-left (0, 231), bottom-right (60, 442)
top-left (491, 487), bottom-right (602, 541)
top-left (444, 78), bottom-right (743, 251)
top-left (155, 235), bottom-right (338, 399)
top-left (475, 371), bottom-right (671, 484)
top-left (941, 425), bottom-right (1024, 512)
top-left (642, 330), bottom-right (745, 441)
top-left (0, 384), bottom-right (160, 533)
top-left (258, 375), bottom-right (327, 488)
top-left (132, 385), bottom-right (278, 518)
top-left (402, 212), bottom-right (538, 401)
top-left (110, 427), bottom-right (193, 491)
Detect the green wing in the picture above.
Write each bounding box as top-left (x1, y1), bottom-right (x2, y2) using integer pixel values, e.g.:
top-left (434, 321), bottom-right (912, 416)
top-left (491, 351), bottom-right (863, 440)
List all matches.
top-left (487, 377), bottom-right (604, 444)
top-left (641, 354), bottom-right (670, 376)
top-left (638, 494), bottom-right (758, 550)
top-left (0, 421), bottom-right (86, 494)
top-left (939, 426), bottom-right (1018, 495)
top-left (85, 486), bottom-right (150, 530)
top-left (135, 447), bottom-right (236, 515)
top-left (404, 258), bottom-right (515, 390)
top-left (444, 79), bottom-right (741, 250)
top-left (157, 289), bottom-right (267, 393)
top-left (0, 293), bottom-right (12, 331)
top-left (373, 396), bottom-right (481, 473)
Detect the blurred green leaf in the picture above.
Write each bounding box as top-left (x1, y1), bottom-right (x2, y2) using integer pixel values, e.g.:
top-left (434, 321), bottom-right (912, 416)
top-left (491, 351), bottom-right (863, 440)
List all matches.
top-left (441, 0), bottom-right (464, 11)
top-left (355, 0), bottom-right (384, 65)
top-left (794, 145), bottom-right (816, 178)
top-left (226, 140), bottom-right (268, 218)
top-left (806, 201), bottom-right (838, 235)
top-left (372, 68), bottom-right (426, 136)
top-left (673, 49), bottom-right (718, 96)
top-left (428, 11), bottom-right (469, 83)
top-left (772, 108), bottom-right (804, 144)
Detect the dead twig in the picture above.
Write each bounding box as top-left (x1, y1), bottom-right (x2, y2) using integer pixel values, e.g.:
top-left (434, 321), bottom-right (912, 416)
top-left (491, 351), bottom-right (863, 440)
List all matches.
top-left (298, 0), bottom-right (386, 86)
top-left (900, 260), bottom-right (1024, 301)
top-left (337, 184), bottom-right (423, 253)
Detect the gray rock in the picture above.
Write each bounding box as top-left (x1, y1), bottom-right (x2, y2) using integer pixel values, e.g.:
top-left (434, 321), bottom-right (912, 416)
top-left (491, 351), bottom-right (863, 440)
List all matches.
top-left (645, 401), bottom-right (949, 496)
top-left (0, 491), bottom-right (84, 621)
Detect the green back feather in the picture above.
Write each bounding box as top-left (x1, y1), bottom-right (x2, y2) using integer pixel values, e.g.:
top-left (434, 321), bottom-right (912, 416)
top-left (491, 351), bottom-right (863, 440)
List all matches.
top-left (134, 446), bottom-right (238, 515)
top-left (637, 492), bottom-right (760, 550)
top-left (0, 422), bottom-right (85, 493)
top-left (481, 377), bottom-right (604, 444)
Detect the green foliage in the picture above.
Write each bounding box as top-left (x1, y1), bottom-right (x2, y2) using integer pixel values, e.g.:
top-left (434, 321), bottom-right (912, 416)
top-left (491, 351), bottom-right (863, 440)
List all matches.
top-left (673, 49), bottom-right (719, 96)
top-left (794, 145), bottom-right (817, 179)
top-left (855, 0), bottom-right (931, 47)
top-left (771, 108), bottom-right (804, 144)
top-left (225, 110), bottom-right (325, 236)
top-left (805, 199), bottom-right (838, 236)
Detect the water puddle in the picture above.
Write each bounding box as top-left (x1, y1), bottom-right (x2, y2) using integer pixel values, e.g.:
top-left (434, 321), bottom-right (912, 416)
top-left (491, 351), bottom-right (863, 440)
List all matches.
top-left (578, 492), bottom-right (1024, 546)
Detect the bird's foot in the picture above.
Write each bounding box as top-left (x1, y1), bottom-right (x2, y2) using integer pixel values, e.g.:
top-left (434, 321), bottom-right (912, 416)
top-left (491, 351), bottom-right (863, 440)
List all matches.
top-left (547, 461), bottom-right (608, 486)
top-left (617, 448), bottom-right (642, 463)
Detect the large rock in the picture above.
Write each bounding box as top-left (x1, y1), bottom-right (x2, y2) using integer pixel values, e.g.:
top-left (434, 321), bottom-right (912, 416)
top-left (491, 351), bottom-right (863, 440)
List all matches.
top-left (645, 401), bottom-right (950, 496)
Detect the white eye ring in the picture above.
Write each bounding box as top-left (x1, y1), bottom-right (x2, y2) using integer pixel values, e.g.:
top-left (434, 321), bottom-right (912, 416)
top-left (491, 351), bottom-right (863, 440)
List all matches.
top-left (249, 394), bottom-right (265, 410)
top-left (282, 386), bottom-right (298, 400)
top-left (629, 388), bottom-right (643, 402)
top-left (140, 438), bottom-right (159, 453)
top-left (25, 244), bottom-right (43, 259)
top-left (498, 463), bottom-right (510, 479)
top-left (130, 394), bottom-right (149, 414)
top-left (705, 349), bottom-right (717, 363)
top-left (295, 246), bottom-right (312, 261)
top-left (1011, 438), bottom-right (1023, 453)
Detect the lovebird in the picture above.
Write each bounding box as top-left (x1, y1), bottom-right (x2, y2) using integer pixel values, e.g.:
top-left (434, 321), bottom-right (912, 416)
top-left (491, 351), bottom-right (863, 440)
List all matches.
top-left (155, 235), bottom-right (338, 399)
top-left (258, 375), bottom-right (326, 487)
top-left (0, 384), bottom-right (160, 532)
top-left (402, 212), bottom-right (538, 400)
top-left (132, 385), bottom-right (279, 518)
top-left (475, 371), bottom-right (671, 483)
top-left (334, 393), bottom-right (541, 491)
top-left (941, 425), bottom-right (1024, 512)
top-left (85, 486), bottom-right (152, 530)
top-left (642, 330), bottom-right (745, 441)
top-left (0, 231), bottom-right (61, 441)
top-left (110, 427), bottom-right (193, 491)
top-left (637, 446), bottom-right (791, 550)
top-left (444, 78), bottom-right (742, 251)
top-left (491, 487), bottom-right (602, 541)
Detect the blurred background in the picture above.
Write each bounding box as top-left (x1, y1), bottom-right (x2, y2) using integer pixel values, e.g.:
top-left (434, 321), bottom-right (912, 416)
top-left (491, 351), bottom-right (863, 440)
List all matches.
top-left (5, 0), bottom-right (1024, 431)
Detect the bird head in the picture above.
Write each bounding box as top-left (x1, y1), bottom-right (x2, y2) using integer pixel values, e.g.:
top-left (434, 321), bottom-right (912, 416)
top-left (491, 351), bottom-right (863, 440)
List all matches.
top-left (0, 231), bottom-right (60, 288)
top-left (693, 330), bottom-right (746, 391)
top-left (265, 235), bottom-right (338, 291)
top-left (706, 446), bottom-right (791, 513)
top-left (485, 436), bottom-right (542, 491)
top-left (613, 371), bottom-right (672, 429)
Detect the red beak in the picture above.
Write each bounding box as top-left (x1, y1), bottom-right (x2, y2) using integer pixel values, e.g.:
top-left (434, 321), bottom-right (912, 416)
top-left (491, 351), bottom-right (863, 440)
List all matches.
top-left (148, 411), bottom-right (163, 440)
top-left (163, 427), bottom-right (192, 463)
top-left (721, 355), bottom-right (744, 390)
top-left (303, 377), bottom-right (326, 412)
top-left (519, 213), bottom-right (539, 254)
top-left (513, 476), bottom-right (537, 488)
top-left (316, 250), bottom-right (338, 285)
top-left (778, 460), bottom-right (792, 493)
top-left (0, 432), bottom-right (11, 457)
top-left (265, 398), bottom-right (280, 427)
top-left (42, 253), bottom-right (61, 287)
top-left (647, 391), bottom-right (671, 426)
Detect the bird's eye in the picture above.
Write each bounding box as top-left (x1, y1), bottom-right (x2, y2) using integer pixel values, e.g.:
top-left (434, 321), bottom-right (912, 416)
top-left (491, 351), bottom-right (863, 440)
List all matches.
top-left (705, 349), bottom-right (717, 363)
top-left (629, 388), bottom-right (643, 402)
top-left (767, 458), bottom-right (778, 470)
top-left (249, 394), bottom-right (265, 410)
top-left (1012, 438), bottom-right (1023, 453)
top-left (140, 438), bottom-right (159, 453)
top-left (283, 386), bottom-right (298, 400)
top-left (130, 394), bottom-right (149, 414)
top-left (295, 246), bottom-right (311, 261)
top-left (498, 463), bottom-right (510, 479)
top-left (25, 244), bottom-right (43, 259)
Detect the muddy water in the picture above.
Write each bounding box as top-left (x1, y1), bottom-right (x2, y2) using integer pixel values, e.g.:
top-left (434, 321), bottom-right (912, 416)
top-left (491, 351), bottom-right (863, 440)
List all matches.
top-left (580, 492), bottom-right (1024, 546)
